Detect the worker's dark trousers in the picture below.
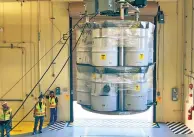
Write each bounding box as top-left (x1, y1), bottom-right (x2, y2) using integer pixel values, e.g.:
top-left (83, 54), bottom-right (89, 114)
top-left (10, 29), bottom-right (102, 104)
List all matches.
top-left (33, 116), bottom-right (44, 133)
top-left (50, 108), bottom-right (57, 124)
top-left (0, 123), bottom-right (11, 137)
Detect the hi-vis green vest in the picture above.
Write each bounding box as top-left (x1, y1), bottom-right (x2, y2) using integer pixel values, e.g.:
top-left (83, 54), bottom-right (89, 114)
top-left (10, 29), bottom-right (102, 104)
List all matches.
top-left (49, 97), bottom-right (56, 108)
top-left (0, 108), bottom-right (12, 121)
top-left (35, 102), bottom-right (46, 116)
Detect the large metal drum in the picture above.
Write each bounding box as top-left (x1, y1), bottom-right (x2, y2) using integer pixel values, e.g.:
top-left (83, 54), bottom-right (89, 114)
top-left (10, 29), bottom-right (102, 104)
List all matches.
top-left (124, 48), bottom-right (149, 66)
top-left (92, 37), bottom-right (118, 66)
top-left (124, 93), bottom-right (148, 111)
top-left (148, 48), bottom-right (154, 64)
top-left (92, 27), bottom-right (120, 38)
top-left (91, 96), bottom-right (118, 111)
top-left (77, 72), bottom-right (92, 106)
top-left (77, 91), bottom-right (91, 106)
top-left (76, 27), bottom-right (92, 46)
top-left (91, 82), bottom-right (118, 96)
top-left (146, 65), bottom-right (154, 103)
top-left (122, 28), bottom-right (153, 66)
top-left (123, 82), bottom-right (148, 111)
top-left (76, 27), bottom-right (92, 65)
top-left (91, 73), bottom-right (118, 111)
top-left (147, 80), bottom-right (153, 104)
top-left (77, 47), bottom-right (92, 64)
top-left (148, 37), bottom-right (154, 64)
top-left (123, 38), bottom-right (149, 66)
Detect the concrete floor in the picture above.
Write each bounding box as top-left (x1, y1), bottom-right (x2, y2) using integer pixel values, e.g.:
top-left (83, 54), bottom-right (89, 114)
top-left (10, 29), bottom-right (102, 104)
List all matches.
top-left (73, 102), bottom-right (153, 122)
top-left (15, 123), bottom-right (193, 137)
top-left (13, 102), bottom-right (193, 137)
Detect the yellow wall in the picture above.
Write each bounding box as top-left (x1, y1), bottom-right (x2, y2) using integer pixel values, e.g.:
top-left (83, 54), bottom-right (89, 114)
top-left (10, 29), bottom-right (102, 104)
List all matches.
top-left (0, 1), bottom-right (70, 122)
top-left (184, 0), bottom-right (194, 131)
top-left (0, 0), bottom-right (186, 123)
top-left (156, 0), bottom-right (184, 122)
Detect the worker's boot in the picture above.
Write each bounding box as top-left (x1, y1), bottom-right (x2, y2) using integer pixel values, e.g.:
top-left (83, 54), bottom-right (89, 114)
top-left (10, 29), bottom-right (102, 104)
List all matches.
top-left (32, 130), bottom-right (36, 135)
top-left (39, 130), bottom-right (42, 134)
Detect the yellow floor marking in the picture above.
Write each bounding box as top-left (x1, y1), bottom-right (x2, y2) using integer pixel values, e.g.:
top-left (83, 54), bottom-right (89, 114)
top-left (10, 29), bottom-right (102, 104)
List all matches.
top-left (11, 122), bottom-right (48, 135)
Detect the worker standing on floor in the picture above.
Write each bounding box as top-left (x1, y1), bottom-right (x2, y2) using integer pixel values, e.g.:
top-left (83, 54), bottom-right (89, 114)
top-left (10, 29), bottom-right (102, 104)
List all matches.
top-left (0, 102), bottom-right (12, 137)
top-left (46, 91), bottom-right (58, 125)
top-left (33, 94), bottom-right (46, 135)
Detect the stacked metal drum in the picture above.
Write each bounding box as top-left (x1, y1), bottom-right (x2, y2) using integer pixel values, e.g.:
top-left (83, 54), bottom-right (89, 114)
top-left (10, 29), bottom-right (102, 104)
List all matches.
top-left (76, 20), bottom-right (155, 113)
top-left (76, 24), bottom-right (93, 106)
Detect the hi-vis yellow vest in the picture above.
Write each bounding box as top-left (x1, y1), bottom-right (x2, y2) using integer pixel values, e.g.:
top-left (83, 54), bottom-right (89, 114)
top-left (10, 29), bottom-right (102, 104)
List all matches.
top-left (49, 97), bottom-right (56, 108)
top-left (0, 108), bottom-right (12, 121)
top-left (35, 102), bottom-right (46, 116)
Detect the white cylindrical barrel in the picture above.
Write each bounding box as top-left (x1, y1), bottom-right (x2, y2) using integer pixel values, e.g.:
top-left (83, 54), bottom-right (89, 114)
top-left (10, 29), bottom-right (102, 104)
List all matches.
top-left (76, 28), bottom-right (92, 47)
top-left (146, 65), bottom-right (154, 103)
top-left (91, 73), bottom-right (118, 96)
top-left (76, 72), bottom-right (92, 106)
top-left (123, 37), bottom-right (149, 66)
top-left (92, 37), bottom-right (118, 66)
top-left (77, 91), bottom-right (91, 106)
top-left (148, 38), bottom-right (154, 64)
top-left (122, 28), bottom-right (153, 66)
top-left (91, 73), bottom-right (118, 111)
top-left (91, 95), bottom-right (118, 111)
top-left (124, 93), bottom-right (148, 111)
top-left (77, 47), bottom-right (92, 64)
top-left (123, 82), bottom-right (148, 111)
top-left (147, 80), bottom-right (153, 104)
top-left (92, 27), bottom-right (120, 38)
top-left (91, 82), bottom-right (118, 96)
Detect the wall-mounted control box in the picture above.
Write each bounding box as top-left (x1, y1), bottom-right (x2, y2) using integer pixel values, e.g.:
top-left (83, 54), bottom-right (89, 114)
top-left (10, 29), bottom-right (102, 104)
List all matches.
top-left (172, 88), bottom-right (178, 101)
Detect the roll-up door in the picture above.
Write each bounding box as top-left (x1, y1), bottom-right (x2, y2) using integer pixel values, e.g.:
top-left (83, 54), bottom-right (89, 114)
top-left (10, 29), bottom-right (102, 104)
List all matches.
top-left (69, 1), bottom-right (158, 100)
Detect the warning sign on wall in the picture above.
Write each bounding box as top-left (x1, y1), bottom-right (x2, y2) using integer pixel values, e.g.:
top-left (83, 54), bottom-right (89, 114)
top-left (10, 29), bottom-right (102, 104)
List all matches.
top-left (157, 97), bottom-right (162, 103)
top-left (64, 94), bottom-right (70, 100)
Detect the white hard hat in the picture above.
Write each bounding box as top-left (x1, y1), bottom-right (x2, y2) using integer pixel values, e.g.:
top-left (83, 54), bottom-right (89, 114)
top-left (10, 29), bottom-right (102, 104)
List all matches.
top-left (1, 102), bottom-right (7, 106)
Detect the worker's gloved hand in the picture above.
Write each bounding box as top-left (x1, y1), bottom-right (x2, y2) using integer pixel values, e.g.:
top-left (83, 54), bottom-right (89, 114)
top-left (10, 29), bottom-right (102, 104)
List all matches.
top-left (33, 114), bottom-right (35, 118)
top-left (7, 121), bottom-right (12, 128)
top-left (9, 122), bottom-right (12, 128)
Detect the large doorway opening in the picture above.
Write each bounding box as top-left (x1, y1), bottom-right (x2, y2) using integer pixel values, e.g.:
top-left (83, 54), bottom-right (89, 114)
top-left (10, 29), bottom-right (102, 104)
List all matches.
top-left (69, 2), bottom-right (158, 128)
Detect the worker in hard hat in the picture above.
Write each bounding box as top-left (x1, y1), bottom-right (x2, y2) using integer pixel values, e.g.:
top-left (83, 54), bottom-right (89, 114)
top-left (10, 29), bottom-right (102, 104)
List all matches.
top-left (32, 94), bottom-right (46, 135)
top-left (0, 102), bottom-right (12, 137)
top-left (46, 91), bottom-right (58, 125)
